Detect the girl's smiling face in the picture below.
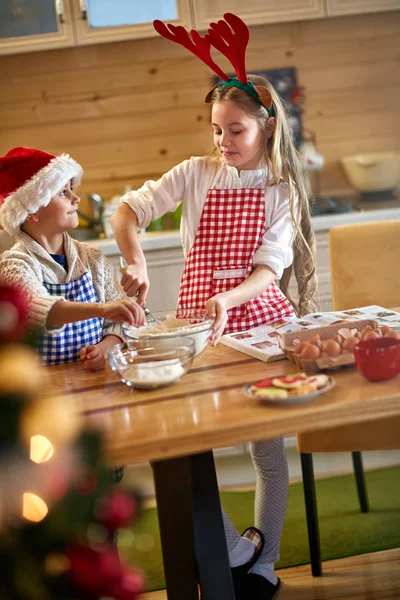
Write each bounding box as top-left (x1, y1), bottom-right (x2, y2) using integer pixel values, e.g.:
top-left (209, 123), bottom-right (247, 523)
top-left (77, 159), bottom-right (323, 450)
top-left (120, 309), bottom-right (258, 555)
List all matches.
top-left (211, 101), bottom-right (265, 171)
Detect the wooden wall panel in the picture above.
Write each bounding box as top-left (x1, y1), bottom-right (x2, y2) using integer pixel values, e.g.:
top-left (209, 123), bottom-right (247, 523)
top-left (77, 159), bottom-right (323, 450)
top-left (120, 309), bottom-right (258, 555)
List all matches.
top-left (0, 11), bottom-right (399, 201)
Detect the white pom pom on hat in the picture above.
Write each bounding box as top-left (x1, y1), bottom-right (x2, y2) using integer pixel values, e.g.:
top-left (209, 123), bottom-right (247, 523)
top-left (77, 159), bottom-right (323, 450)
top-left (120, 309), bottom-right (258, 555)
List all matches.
top-left (0, 146), bottom-right (83, 235)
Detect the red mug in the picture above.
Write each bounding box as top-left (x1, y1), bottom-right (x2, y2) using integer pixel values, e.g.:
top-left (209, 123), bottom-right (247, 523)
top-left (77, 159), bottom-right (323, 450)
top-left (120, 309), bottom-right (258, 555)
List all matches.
top-left (353, 337), bottom-right (400, 382)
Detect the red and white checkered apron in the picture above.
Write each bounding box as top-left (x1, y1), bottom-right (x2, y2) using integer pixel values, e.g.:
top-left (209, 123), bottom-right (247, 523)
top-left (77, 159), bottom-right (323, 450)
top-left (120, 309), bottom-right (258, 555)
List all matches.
top-left (177, 185), bottom-right (294, 333)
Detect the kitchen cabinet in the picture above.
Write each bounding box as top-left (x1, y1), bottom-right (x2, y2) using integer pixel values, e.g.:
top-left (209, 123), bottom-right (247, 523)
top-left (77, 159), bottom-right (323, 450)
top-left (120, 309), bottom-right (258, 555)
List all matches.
top-left (0, 0), bottom-right (75, 55)
top-left (0, 0), bottom-right (191, 55)
top-left (191, 0), bottom-right (326, 30)
top-left (72, 0), bottom-right (192, 46)
top-left (326, 0), bottom-right (400, 17)
top-left (137, 246), bottom-right (185, 312)
top-left (314, 231), bottom-right (332, 312)
top-left (2, 0), bottom-right (399, 56)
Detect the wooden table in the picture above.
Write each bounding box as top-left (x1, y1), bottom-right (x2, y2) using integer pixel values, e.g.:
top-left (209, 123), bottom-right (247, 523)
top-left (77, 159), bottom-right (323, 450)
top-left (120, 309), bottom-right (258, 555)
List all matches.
top-left (42, 341), bottom-right (400, 600)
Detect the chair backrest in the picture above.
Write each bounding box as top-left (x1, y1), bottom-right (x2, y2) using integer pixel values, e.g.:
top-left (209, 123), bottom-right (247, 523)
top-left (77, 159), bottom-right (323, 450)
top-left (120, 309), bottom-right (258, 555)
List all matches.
top-left (329, 220), bottom-right (400, 310)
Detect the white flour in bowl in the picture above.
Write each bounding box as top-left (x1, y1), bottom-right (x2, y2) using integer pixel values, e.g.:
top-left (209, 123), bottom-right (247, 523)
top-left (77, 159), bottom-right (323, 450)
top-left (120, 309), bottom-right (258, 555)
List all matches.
top-left (123, 313), bottom-right (213, 356)
top-left (138, 315), bottom-right (198, 335)
top-left (122, 358), bottom-right (185, 387)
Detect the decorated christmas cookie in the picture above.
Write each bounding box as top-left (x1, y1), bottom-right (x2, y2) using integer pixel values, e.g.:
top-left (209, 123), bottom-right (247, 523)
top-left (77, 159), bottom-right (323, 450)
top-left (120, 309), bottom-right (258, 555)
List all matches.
top-left (307, 374), bottom-right (330, 389)
top-left (246, 371), bottom-right (335, 402)
top-left (251, 387), bottom-right (289, 400)
top-left (272, 373), bottom-right (308, 389)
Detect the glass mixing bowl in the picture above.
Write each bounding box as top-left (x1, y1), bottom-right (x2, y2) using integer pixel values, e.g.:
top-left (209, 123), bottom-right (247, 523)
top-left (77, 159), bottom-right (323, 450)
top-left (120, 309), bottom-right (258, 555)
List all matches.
top-left (122, 309), bottom-right (214, 356)
top-left (107, 337), bottom-right (195, 389)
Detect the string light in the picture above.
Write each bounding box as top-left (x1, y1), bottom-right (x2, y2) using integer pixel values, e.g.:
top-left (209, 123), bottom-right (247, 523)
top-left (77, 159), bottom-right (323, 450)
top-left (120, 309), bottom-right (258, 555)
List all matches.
top-left (23, 492), bottom-right (48, 522)
top-left (30, 435), bottom-right (54, 463)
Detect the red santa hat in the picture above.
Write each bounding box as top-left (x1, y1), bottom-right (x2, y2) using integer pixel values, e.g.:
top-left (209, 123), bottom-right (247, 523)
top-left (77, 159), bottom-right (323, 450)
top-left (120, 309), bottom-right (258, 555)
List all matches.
top-left (0, 146), bottom-right (83, 235)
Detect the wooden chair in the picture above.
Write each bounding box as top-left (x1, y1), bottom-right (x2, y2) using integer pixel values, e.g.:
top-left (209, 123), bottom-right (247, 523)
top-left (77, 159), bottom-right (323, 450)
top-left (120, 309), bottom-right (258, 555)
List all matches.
top-left (297, 220), bottom-right (400, 576)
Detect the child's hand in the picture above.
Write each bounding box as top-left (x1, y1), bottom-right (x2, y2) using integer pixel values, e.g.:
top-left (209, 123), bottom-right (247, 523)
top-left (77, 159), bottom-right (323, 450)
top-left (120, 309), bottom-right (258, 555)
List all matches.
top-left (79, 345), bottom-right (105, 371)
top-left (101, 298), bottom-right (146, 327)
top-left (206, 294), bottom-right (229, 345)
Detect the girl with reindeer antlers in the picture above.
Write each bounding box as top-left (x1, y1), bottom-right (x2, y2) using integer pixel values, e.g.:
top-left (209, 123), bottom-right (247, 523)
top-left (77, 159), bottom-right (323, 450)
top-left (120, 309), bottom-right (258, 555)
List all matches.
top-left (111, 13), bottom-right (318, 599)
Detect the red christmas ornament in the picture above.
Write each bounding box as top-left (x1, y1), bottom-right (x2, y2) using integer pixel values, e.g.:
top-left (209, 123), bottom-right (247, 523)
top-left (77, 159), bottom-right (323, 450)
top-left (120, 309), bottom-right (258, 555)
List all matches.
top-left (0, 283), bottom-right (30, 343)
top-left (107, 565), bottom-right (145, 600)
top-left (43, 470), bottom-right (70, 502)
top-left (66, 544), bottom-right (122, 597)
top-left (76, 471), bottom-right (99, 496)
top-left (96, 490), bottom-right (138, 532)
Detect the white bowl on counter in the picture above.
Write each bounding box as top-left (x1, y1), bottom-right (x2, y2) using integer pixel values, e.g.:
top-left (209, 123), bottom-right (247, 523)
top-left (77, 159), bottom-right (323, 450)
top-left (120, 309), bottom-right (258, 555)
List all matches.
top-left (340, 152), bottom-right (400, 192)
top-left (122, 309), bottom-right (214, 356)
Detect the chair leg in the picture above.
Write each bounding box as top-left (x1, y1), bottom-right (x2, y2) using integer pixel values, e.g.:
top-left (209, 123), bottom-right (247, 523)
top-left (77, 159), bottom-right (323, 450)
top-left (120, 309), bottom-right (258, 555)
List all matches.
top-left (300, 452), bottom-right (322, 577)
top-left (352, 451), bottom-right (369, 513)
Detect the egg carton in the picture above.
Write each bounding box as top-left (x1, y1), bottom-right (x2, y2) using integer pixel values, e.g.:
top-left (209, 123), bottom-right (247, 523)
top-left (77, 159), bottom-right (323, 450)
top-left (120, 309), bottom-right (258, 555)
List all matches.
top-left (278, 319), bottom-right (379, 374)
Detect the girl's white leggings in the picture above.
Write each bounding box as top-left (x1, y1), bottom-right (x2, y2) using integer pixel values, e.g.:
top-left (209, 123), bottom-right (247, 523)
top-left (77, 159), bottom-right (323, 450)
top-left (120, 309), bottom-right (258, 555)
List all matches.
top-left (222, 436), bottom-right (289, 564)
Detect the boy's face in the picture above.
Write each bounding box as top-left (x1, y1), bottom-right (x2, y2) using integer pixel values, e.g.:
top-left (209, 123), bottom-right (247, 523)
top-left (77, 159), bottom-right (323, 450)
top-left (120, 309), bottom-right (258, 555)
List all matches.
top-left (34, 180), bottom-right (80, 233)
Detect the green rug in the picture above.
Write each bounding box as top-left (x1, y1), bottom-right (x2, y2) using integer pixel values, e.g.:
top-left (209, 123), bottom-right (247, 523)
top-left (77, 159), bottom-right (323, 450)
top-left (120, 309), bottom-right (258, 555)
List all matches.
top-left (119, 465), bottom-right (400, 592)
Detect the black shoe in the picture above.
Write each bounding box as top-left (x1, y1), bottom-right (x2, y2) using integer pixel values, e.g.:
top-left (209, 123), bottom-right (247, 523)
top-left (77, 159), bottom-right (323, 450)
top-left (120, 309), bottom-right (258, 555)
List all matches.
top-left (235, 573), bottom-right (281, 600)
top-left (108, 465), bottom-right (125, 483)
top-left (231, 527), bottom-right (265, 583)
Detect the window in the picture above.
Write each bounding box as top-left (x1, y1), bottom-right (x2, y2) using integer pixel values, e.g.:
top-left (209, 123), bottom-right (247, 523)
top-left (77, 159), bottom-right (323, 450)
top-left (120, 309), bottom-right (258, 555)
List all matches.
top-left (85, 0), bottom-right (179, 28)
top-left (0, 0), bottom-right (59, 39)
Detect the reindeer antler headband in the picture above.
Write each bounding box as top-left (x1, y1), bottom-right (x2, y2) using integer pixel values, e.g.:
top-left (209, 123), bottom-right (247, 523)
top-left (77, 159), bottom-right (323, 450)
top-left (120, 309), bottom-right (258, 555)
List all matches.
top-left (153, 13), bottom-right (275, 117)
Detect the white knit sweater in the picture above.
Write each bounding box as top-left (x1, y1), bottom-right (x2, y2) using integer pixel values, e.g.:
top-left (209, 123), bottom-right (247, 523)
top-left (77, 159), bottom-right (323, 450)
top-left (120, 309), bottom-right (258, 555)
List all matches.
top-left (0, 231), bottom-right (124, 338)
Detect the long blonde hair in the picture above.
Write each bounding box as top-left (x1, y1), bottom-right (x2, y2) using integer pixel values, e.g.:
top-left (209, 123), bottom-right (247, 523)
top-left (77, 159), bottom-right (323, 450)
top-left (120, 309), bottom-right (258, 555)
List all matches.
top-left (206, 74), bottom-right (319, 316)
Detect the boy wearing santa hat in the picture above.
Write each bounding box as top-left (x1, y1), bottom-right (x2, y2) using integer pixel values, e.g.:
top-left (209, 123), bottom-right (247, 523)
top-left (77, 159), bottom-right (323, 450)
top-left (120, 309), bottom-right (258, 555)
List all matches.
top-left (0, 146), bottom-right (145, 371)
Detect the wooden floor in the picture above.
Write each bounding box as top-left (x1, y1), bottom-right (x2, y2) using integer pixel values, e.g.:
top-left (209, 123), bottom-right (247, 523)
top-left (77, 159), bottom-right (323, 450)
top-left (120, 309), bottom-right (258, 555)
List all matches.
top-left (139, 548), bottom-right (400, 600)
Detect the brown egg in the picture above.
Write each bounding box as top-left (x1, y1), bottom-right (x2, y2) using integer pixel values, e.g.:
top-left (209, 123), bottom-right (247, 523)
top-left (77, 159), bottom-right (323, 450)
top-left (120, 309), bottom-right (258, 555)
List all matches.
top-left (363, 330), bottom-right (380, 340)
top-left (380, 325), bottom-right (394, 336)
top-left (322, 339), bottom-right (342, 357)
top-left (342, 336), bottom-right (360, 352)
top-left (361, 326), bottom-right (373, 338)
top-left (300, 342), bottom-right (321, 360)
top-left (384, 330), bottom-right (400, 339)
top-left (293, 341), bottom-right (308, 354)
top-left (308, 334), bottom-right (323, 350)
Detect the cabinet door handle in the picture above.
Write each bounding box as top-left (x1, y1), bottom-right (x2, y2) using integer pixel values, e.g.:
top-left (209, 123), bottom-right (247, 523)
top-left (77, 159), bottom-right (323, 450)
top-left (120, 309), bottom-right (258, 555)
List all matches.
top-left (79, 0), bottom-right (87, 20)
top-left (55, 0), bottom-right (65, 23)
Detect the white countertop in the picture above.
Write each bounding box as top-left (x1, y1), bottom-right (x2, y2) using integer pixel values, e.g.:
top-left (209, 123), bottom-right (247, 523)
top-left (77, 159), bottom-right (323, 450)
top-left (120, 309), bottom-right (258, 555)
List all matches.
top-left (90, 203), bottom-right (400, 255)
top-left (89, 230), bottom-right (182, 255)
top-left (3, 203), bottom-right (397, 257)
top-left (312, 205), bottom-right (400, 232)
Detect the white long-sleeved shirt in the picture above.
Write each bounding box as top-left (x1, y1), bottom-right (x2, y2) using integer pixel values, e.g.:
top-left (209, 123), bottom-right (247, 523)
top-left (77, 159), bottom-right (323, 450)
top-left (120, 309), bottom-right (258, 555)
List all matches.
top-left (0, 231), bottom-right (124, 338)
top-left (122, 156), bottom-right (298, 279)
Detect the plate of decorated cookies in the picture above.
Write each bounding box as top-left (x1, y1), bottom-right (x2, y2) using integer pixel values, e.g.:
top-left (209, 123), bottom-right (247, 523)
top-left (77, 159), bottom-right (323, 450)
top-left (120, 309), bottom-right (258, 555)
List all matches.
top-left (244, 372), bottom-right (335, 403)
